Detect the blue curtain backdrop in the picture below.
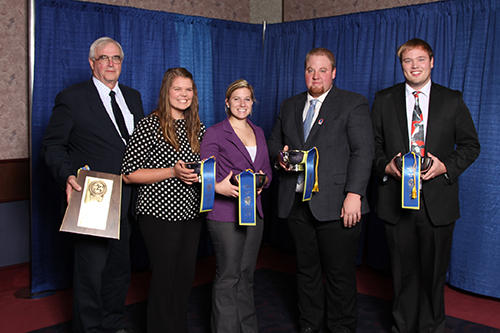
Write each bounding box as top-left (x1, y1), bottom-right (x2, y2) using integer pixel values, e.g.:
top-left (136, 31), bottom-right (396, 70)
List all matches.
top-left (32, 0), bottom-right (500, 298)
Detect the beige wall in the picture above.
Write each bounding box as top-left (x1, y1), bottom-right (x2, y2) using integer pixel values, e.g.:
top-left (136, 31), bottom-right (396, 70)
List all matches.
top-left (1, 0), bottom-right (29, 160)
top-left (284, 0), bottom-right (441, 22)
top-left (79, 0), bottom-right (252, 22)
top-left (0, 0), bottom-right (439, 160)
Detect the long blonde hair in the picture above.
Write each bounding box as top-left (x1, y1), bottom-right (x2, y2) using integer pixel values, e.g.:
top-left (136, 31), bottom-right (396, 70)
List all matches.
top-left (154, 68), bottom-right (201, 153)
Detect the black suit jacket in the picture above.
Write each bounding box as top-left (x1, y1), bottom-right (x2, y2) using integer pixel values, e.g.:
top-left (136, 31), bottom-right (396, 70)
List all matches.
top-left (371, 82), bottom-right (480, 226)
top-left (41, 78), bottom-right (145, 217)
top-left (268, 86), bottom-right (374, 221)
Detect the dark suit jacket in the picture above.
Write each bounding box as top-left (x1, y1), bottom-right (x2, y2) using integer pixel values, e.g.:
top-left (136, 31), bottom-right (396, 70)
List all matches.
top-left (268, 86), bottom-right (374, 221)
top-left (371, 82), bottom-right (480, 226)
top-left (41, 78), bottom-right (145, 217)
top-left (200, 117), bottom-right (272, 222)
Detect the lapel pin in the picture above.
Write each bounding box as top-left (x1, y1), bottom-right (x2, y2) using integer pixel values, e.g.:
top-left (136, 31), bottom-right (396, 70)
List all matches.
top-left (318, 119), bottom-right (324, 125)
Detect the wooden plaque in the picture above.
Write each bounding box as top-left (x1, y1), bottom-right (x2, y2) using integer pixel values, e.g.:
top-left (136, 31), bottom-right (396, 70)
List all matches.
top-left (60, 170), bottom-right (122, 239)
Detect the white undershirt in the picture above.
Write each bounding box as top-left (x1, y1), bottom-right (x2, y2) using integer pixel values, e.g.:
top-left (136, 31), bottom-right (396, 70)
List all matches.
top-left (93, 77), bottom-right (134, 144)
top-left (246, 146), bottom-right (257, 163)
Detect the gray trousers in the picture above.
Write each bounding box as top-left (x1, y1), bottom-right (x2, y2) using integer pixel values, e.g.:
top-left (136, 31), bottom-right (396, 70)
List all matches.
top-left (207, 217), bottom-right (264, 333)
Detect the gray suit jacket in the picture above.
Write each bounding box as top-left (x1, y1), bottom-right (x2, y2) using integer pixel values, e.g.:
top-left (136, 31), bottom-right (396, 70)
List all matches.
top-left (268, 86), bottom-right (374, 221)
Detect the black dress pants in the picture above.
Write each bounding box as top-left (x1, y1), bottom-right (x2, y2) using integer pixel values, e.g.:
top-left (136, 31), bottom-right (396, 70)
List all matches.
top-left (385, 198), bottom-right (455, 333)
top-left (72, 215), bottom-right (132, 333)
top-left (139, 214), bottom-right (203, 333)
top-left (287, 194), bottom-right (361, 332)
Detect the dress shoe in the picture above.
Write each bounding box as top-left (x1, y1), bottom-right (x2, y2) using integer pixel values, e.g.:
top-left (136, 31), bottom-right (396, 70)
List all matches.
top-left (115, 328), bottom-right (138, 333)
top-left (300, 327), bottom-right (318, 333)
top-left (331, 325), bottom-right (351, 333)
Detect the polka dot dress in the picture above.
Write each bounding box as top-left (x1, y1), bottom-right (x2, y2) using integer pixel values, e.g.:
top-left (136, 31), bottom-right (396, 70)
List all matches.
top-left (121, 114), bottom-right (206, 222)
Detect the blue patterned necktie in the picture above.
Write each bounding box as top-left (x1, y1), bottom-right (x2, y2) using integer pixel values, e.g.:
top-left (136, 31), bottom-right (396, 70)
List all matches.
top-left (298, 99), bottom-right (318, 185)
top-left (411, 91), bottom-right (425, 156)
top-left (303, 99), bottom-right (319, 141)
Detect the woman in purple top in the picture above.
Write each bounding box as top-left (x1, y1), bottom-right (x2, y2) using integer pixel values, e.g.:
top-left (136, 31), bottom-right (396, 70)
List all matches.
top-left (200, 79), bottom-right (272, 333)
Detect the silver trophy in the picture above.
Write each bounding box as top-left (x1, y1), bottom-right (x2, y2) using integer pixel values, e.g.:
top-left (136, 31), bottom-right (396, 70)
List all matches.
top-left (185, 161), bottom-right (202, 182)
top-left (280, 150), bottom-right (307, 171)
top-left (231, 172), bottom-right (267, 188)
top-left (396, 156), bottom-right (433, 174)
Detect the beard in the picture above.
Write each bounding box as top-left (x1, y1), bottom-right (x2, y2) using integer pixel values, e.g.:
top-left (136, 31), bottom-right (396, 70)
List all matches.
top-left (308, 84), bottom-right (325, 97)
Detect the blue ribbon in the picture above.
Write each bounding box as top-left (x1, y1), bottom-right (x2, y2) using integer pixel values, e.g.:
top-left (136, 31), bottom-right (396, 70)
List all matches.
top-left (401, 152), bottom-right (421, 209)
top-left (238, 170), bottom-right (256, 226)
top-left (200, 156), bottom-right (216, 213)
top-left (302, 147), bottom-right (319, 202)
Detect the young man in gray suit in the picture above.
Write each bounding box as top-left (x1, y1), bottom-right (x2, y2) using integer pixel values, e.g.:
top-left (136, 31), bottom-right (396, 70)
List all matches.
top-left (371, 38), bottom-right (480, 333)
top-left (268, 47), bottom-right (374, 333)
top-left (41, 37), bottom-right (144, 333)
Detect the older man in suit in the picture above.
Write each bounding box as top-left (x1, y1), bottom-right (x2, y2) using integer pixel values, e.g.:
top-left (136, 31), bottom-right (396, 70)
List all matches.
top-left (371, 38), bottom-right (480, 333)
top-left (268, 47), bottom-right (374, 333)
top-left (41, 37), bottom-right (144, 333)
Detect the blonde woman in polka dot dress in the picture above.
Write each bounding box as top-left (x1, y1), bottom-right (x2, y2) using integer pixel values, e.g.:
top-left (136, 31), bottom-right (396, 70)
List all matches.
top-left (121, 68), bottom-right (205, 333)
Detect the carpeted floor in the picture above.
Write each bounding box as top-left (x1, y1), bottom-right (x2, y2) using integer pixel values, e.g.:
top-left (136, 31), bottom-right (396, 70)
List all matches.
top-left (29, 268), bottom-right (500, 333)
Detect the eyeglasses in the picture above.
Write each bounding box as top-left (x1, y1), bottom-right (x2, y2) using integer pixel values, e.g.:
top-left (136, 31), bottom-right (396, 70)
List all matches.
top-left (93, 55), bottom-right (123, 64)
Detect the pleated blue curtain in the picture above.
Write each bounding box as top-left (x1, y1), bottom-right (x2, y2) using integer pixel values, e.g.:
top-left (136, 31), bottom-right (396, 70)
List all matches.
top-left (175, 17), bottom-right (263, 128)
top-left (446, 0), bottom-right (500, 298)
top-left (175, 16), bottom-right (215, 126)
top-left (32, 0), bottom-right (500, 298)
top-left (208, 21), bottom-right (264, 127)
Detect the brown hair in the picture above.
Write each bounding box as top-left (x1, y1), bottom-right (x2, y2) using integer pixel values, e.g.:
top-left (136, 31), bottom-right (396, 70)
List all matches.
top-left (304, 47), bottom-right (336, 69)
top-left (154, 68), bottom-right (201, 153)
top-left (225, 79), bottom-right (256, 117)
top-left (397, 38), bottom-right (434, 63)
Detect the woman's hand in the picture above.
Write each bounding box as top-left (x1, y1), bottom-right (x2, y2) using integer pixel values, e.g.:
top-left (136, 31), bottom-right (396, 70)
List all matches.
top-left (215, 171), bottom-right (239, 198)
top-left (172, 160), bottom-right (199, 185)
top-left (256, 169), bottom-right (267, 195)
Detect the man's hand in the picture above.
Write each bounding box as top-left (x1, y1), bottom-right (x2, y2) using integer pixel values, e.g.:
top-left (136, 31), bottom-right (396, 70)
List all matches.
top-left (385, 153), bottom-right (402, 180)
top-left (66, 175), bottom-right (82, 203)
top-left (278, 145), bottom-right (292, 171)
top-left (341, 192), bottom-right (362, 228)
top-left (421, 152), bottom-right (447, 181)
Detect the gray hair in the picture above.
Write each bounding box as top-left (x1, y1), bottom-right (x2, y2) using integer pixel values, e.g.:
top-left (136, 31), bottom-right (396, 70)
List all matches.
top-left (88, 37), bottom-right (124, 60)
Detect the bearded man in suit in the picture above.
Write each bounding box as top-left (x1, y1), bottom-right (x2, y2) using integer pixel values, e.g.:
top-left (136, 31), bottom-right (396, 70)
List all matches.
top-left (41, 37), bottom-right (144, 333)
top-left (371, 38), bottom-right (480, 333)
top-left (268, 47), bottom-right (374, 333)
